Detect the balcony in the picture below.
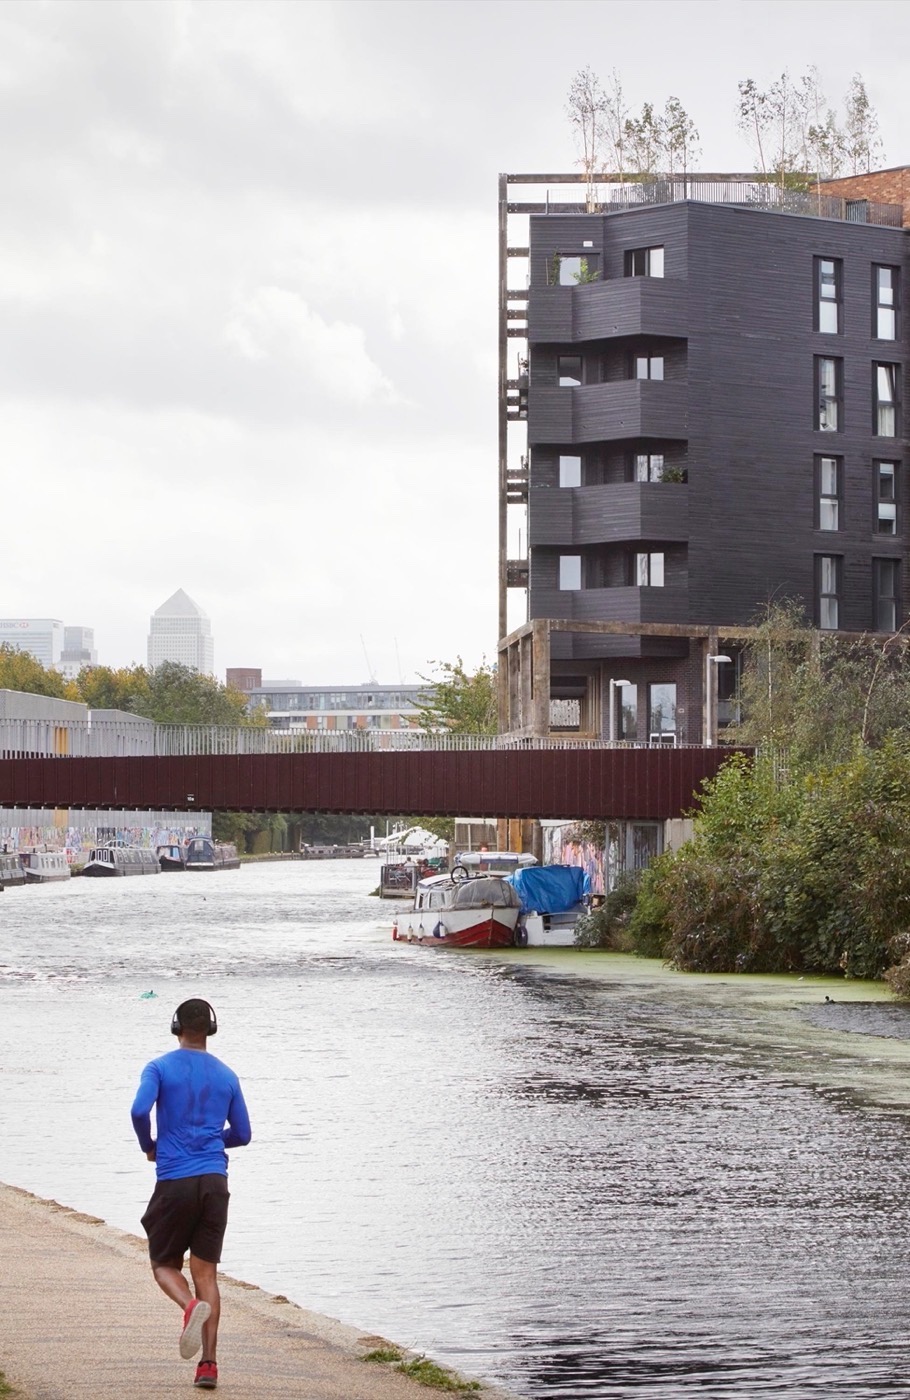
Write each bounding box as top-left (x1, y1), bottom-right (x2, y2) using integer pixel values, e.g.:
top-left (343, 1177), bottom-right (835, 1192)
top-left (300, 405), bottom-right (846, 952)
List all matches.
top-left (530, 582), bottom-right (689, 625)
top-left (528, 380), bottom-right (688, 445)
top-left (528, 277), bottom-right (688, 345)
top-left (529, 482), bottom-right (688, 547)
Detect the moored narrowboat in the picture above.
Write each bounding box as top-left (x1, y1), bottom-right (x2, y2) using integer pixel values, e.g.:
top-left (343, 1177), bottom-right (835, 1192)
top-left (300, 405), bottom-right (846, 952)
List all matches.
top-left (21, 849), bottom-right (71, 883)
top-left (83, 845), bottom-right (161, 877)
top-left (184, 837), bottom-right (240, 871)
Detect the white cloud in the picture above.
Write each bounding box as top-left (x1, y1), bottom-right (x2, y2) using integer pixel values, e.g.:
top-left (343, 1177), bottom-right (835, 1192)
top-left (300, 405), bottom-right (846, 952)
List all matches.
top-left (223, 285), bottom-right (399, 406)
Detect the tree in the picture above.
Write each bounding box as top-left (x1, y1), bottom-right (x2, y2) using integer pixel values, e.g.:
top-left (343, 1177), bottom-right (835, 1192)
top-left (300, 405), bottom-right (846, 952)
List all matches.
top-left (730, 601), bottom-right (910, 771)
top-left (0, 644), bottom-right (76, 699)
top-left (738, 68), bottom-right (883, 188)
top-left (624, 102), bottom-right (662, 177)
top-left (142, 662), bottom-right (258, 726)
top-left (74, 665), bottom-right (151, 715)
top-left (415, 658), bottom-right (498, 735)
top-left (843, 73), bottom-right (884, 174)
top-left (658, 97), bottom-right (700, 180)
top-left (566, 66), bottom-right (609, 210)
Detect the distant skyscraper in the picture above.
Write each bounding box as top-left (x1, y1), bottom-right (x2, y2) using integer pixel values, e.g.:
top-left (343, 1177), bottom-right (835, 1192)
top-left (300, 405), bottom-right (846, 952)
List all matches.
top-left (59, 626), bottom-right (98, 680)
top-left (0, 618), bottom-right (64, 667)
top-left (147, 590), bottom-right (214, 675)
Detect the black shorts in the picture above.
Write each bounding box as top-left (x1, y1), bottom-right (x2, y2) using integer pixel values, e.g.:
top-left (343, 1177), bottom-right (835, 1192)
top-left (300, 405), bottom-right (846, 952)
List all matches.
top-left (141, 1174), bottom-right (230, 1265)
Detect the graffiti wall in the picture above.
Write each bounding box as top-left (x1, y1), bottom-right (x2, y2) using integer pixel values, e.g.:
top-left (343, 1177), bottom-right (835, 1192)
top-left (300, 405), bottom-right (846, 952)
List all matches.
top-left (0, 809), bottom-right (212, 862)
top-left (540, 822), bottom-right (606, 894)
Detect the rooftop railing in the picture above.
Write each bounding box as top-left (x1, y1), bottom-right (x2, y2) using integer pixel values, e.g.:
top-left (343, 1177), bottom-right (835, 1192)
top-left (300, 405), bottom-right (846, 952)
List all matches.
top-left (0, 718), bottom-right (714, 759)
top-left (515, 177), bottom-right (904, 229)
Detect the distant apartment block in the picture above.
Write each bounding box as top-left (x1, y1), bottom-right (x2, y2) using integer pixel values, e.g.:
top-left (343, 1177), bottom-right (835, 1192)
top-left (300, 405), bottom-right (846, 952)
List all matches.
top-left (147, 589), bottom-right (214, 675)
top-left (498, 167), bottom-right (909, 744)
top-left (245, 683), bottom-right (425, 732)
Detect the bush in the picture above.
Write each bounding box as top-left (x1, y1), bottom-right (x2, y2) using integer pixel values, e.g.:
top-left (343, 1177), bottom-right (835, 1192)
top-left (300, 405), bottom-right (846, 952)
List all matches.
top-left (574, 871), bottom-right (641, 948)
top-left (626, 863), bottom-right (673, 959)
top-left (637, 736), bottom-right (910, 979)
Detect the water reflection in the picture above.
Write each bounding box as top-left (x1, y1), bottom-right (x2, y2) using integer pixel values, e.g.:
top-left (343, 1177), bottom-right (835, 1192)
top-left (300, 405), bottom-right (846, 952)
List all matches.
top-left (2, 863), bottom-right (910, 1397)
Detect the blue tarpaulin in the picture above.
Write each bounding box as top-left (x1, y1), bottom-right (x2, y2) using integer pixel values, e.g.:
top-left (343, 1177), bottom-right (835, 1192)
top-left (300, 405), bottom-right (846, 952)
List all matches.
top-left (507, 864), bottom-right (590, 914)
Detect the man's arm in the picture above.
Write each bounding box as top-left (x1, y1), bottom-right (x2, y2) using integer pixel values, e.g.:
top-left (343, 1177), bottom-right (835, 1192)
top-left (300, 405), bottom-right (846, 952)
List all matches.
top-left (223, 1081), bottom-right (252, 1150)
top-left (130, 1062), bottom-right (161, 1154)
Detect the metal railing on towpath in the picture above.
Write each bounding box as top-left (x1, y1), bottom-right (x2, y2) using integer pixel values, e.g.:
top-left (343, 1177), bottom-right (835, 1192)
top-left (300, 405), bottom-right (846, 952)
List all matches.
top-left (0, 718), bottom-right (714, 760)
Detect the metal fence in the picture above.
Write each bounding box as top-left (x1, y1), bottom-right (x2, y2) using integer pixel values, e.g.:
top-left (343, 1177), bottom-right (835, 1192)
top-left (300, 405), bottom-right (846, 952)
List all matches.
top-left (546, 179), bottom-right (904, 229)
top-left (0, 718), bottom-right (720, 759)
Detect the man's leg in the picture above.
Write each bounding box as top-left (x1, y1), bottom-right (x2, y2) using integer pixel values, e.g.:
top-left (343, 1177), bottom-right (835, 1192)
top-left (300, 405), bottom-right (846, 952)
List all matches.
top-left (189, 1254), bottom-right (221, 1361)
top-left (151, 1256), bottom-right (194, 1309)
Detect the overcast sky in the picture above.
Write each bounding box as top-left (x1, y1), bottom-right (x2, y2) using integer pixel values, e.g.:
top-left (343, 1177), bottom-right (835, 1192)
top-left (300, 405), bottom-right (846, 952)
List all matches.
top-left (3, 0), bottom-right (909, 684)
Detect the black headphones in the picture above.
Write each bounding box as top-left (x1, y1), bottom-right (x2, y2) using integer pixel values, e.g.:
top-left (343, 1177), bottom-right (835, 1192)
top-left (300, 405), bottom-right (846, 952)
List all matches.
top-left (171, 999), bottom-right (218, 1037)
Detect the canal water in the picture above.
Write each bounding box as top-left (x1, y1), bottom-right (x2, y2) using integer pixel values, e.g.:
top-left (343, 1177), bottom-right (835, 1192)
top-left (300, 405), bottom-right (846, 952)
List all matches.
top-left (3, 859), bottom-right (910, 1398)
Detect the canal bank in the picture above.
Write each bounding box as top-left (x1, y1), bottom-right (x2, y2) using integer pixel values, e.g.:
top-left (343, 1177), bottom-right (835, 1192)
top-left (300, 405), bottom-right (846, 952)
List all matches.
top-left (0, 1182), bottom-right (519, 1400)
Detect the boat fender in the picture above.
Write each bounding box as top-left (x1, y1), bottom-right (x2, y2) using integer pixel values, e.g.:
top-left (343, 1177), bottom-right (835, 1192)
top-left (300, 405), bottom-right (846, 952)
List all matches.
top-left (392, 920), bottom-right (399, 941)
top-left (514, 924), bottom-right (528, 948)
top-left (433, 922), bottom-right (444, 939)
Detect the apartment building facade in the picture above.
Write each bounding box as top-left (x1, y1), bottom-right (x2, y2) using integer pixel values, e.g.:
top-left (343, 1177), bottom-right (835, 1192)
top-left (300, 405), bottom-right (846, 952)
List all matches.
top-left (244, 683), bottom-right (425, 733)
top-left (498, 172), bottom-right (909, 744)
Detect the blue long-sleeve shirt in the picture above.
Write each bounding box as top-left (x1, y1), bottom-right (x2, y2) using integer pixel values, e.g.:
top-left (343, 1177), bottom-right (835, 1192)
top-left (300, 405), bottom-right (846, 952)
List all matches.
top-left (131, 1048), bottom-right (252, 1181)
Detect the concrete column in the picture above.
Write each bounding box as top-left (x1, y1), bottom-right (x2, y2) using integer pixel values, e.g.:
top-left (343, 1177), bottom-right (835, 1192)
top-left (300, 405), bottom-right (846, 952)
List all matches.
top-left (530, 619), bottom-right (551, 737)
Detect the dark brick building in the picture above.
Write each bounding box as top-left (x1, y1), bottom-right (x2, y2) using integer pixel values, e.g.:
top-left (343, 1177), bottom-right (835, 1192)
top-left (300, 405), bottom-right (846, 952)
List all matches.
top-left (497, 172), bottom-right (909, 744)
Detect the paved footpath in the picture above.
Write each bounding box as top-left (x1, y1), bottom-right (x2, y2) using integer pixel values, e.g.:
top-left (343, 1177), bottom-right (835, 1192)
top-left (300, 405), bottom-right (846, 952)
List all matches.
top-left (0, 1183), bottom-right (519, 1400)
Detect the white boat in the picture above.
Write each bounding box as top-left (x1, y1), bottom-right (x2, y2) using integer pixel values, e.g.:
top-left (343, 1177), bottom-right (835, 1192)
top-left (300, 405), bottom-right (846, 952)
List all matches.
top-left (83, 844), bottom-right (160, 877)
top-left (393, 852), bottom-right (537, 949)
top-left (21, 849), bottom-right (71, 883)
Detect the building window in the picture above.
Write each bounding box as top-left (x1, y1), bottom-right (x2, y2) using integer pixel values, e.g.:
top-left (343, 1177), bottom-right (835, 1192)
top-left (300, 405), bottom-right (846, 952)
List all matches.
top-left (633, 354), bottom-right (664, 381)
top-left (816, 455), bottom-right (841, 531)
top-left (619, 683), bottom-right (637, 740)
top-left (815, 257), bottom-right (842, 334)
top-left (649, 683), bottom-right (677, 739)
top-left (559, 554), bottom-right (581, 590)
top-left (557, 355), bottom-right (583, 387)
top-left (873, 266), bottom-right (898, 340)
top-left (625, 247), bottom-right (664, 278)
top-left (816, 356), bottom-right (842, 431)
top-left (874, 363), bottom-right (899, 436)
top-left (633, 452), bottom-right (665, 482)
top-left (816, 555), bottom-right (842, 630)
top-left (559, 454), bottom-right (582, 487)
top-left (876, 461), bottom-right (898, 535)
top-left (633, 552), bottom-right (665, 586)
top-left (873, 558), bottom-right (900, 632)
top-left (561, 255), bottom-right (599, 285)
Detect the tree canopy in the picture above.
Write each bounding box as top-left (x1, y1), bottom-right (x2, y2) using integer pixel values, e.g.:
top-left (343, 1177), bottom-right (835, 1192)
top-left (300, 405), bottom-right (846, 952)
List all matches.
top-left (623, 605), bottom-right (910, 992)
top-left (415, 657), bottom-right (498, 735)
top-left (0, 644), bottom-right (76, 699)
top-left (565, 65), bottom-right (883, 187)
top-left (0, 652), bottom-right (262, 727)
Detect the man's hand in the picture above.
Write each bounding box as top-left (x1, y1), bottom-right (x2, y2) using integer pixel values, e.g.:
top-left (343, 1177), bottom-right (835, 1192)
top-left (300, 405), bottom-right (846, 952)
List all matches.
top-left (145, 1145), bottom-right (156, 1162)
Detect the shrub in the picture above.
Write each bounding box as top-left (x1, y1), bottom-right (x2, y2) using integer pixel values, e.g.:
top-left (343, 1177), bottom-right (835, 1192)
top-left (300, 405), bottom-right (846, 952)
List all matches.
top-left (574, 871), bottom-right (641, 948)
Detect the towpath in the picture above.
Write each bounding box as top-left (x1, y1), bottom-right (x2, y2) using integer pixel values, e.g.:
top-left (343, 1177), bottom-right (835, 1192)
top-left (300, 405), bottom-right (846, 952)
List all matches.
top-left (0, 1183), bottom-right (514, 1400)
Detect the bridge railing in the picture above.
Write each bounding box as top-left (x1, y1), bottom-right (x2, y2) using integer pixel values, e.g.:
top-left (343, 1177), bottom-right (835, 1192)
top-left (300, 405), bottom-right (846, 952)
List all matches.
top-left (0, 718), bottom-right (718, 759)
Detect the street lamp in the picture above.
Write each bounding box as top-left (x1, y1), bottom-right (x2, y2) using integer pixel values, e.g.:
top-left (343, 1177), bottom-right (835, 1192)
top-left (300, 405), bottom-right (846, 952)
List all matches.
top-left (705, 654), bottom-right (732, 747)
top-left (609, 678), bottom-right (633, 744)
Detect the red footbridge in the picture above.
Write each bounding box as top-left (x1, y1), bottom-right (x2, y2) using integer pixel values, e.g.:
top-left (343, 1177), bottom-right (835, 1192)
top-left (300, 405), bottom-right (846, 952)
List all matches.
top-left (0, 726), bottom-right (743, 820)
